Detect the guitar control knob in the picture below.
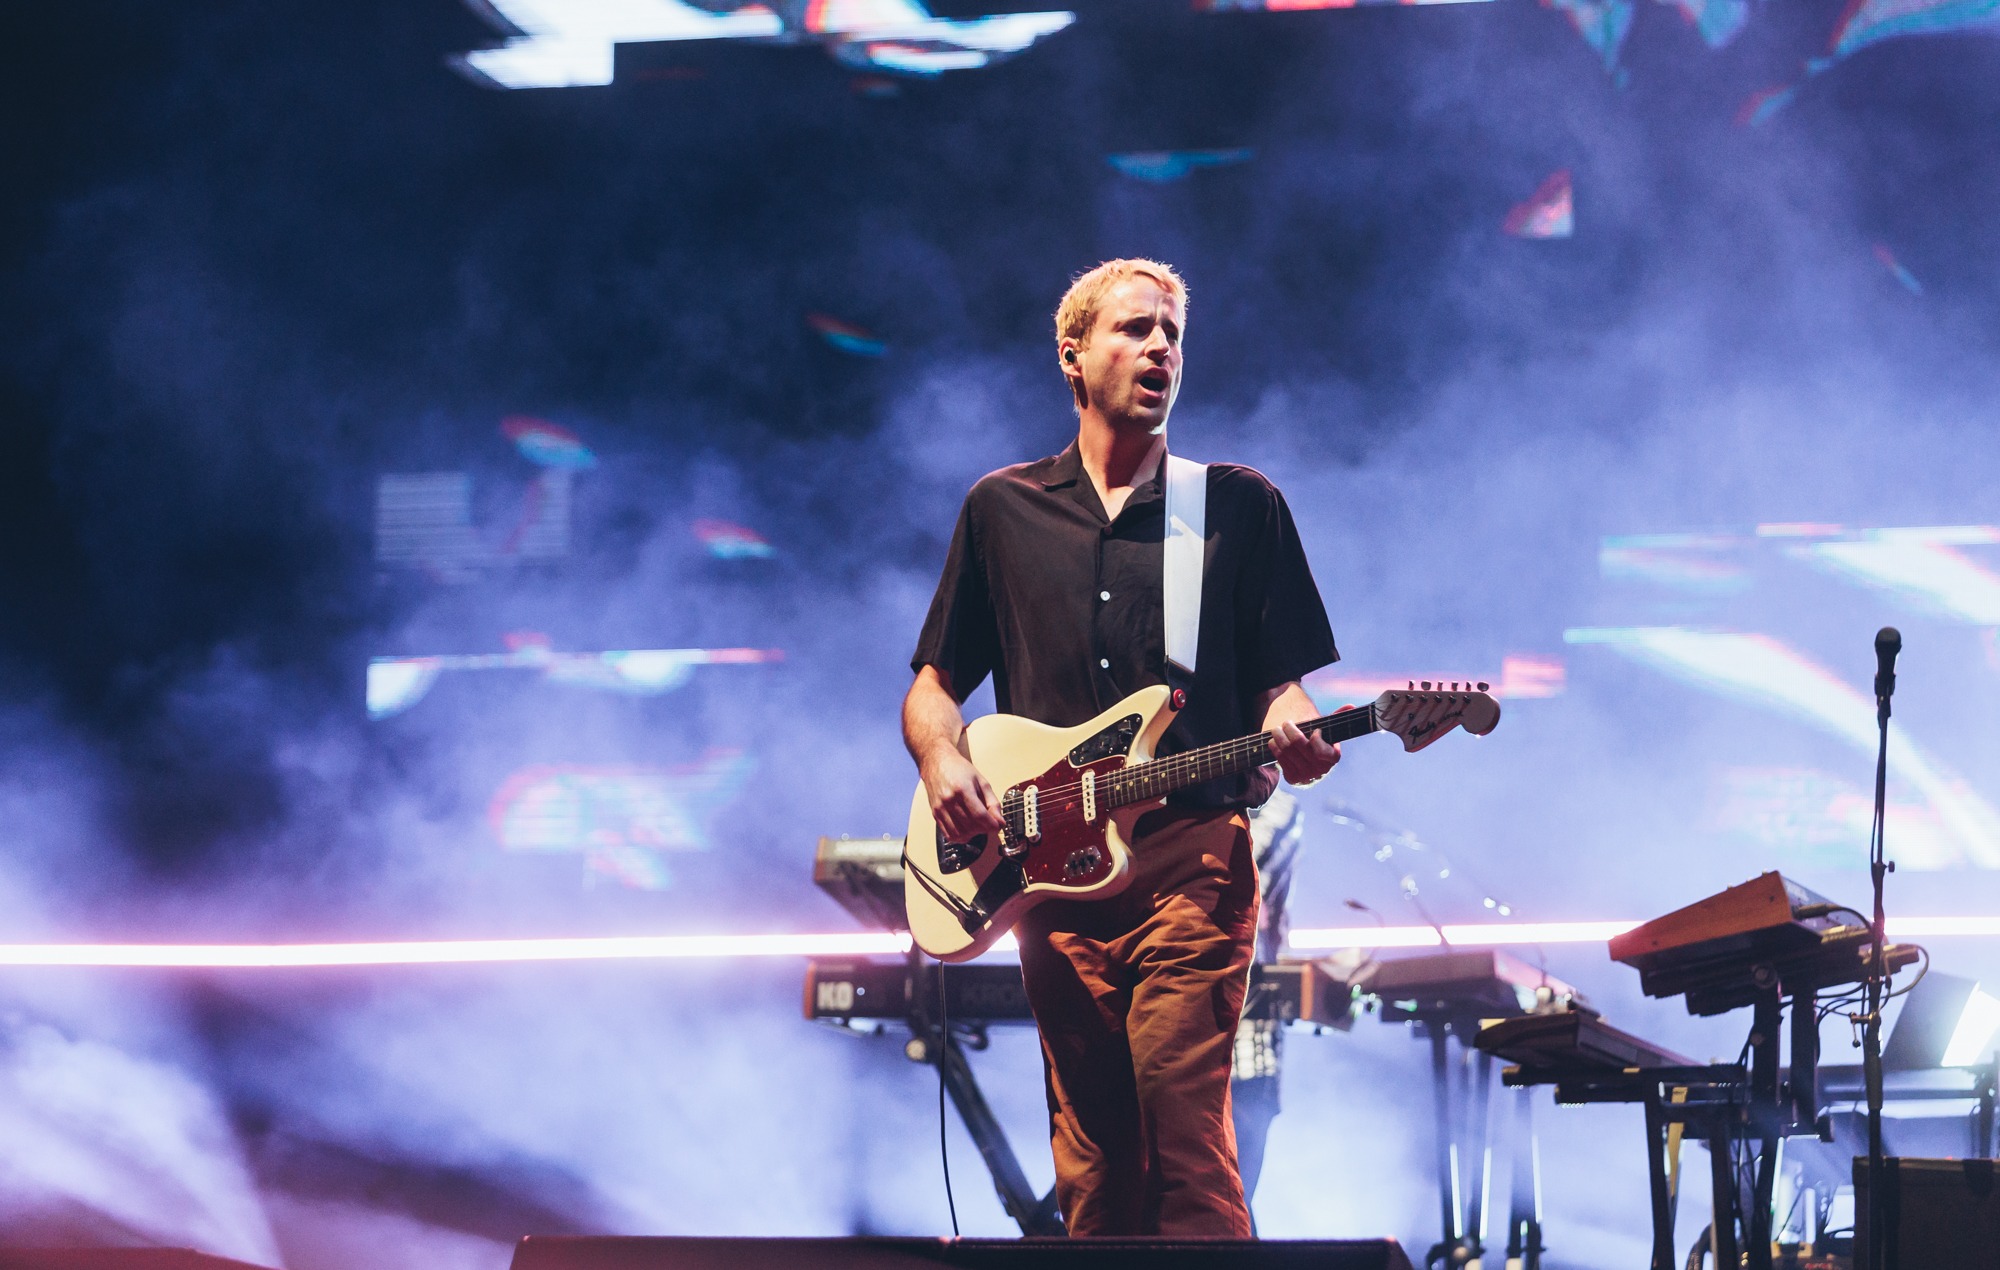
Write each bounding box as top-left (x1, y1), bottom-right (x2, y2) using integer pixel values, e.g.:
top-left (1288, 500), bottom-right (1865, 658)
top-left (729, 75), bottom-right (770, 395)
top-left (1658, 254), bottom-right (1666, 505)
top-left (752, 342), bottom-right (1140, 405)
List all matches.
top-left (1065, 846), bottom-right (1104, 878)
top-left (937, 834), bottom-right (984, 874)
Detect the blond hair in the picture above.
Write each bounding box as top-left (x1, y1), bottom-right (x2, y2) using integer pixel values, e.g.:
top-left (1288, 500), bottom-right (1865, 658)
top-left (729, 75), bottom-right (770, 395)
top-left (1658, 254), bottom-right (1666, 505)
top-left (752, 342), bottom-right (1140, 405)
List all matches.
top-left (1054, 259), bottom-right (1189, 403)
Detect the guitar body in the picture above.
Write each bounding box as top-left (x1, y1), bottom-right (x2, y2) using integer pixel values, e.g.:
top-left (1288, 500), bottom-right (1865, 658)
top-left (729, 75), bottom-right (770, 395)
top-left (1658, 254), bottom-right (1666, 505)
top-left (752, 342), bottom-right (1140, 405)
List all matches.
top-left (903, 686), bottom-right (1176, 962)
top-left (901, 680), bottom-right (1499, 963)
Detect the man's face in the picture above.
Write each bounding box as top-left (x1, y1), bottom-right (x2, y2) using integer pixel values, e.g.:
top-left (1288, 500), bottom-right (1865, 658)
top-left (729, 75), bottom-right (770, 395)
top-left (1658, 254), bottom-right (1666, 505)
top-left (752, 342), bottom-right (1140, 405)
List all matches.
top-left (1067, 276), bottom-right (1184, 432)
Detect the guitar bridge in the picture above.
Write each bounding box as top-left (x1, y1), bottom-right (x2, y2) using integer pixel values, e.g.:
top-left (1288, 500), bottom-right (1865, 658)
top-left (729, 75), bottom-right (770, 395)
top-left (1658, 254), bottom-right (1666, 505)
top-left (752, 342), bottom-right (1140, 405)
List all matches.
top-left (998, 785), bottom-right (1042, 859)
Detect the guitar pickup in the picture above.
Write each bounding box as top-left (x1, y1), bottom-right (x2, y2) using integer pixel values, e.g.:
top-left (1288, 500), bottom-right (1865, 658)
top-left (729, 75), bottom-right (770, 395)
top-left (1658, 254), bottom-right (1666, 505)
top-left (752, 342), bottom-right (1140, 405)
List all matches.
top-left (1022, 785), bottom-right (1041, 841)
top-left (1082, 769), bottom-right (1097, 824)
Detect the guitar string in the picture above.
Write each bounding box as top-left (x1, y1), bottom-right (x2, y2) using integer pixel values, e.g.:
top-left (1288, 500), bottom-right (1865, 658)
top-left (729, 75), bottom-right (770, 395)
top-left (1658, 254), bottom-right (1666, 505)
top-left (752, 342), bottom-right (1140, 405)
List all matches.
top-left (987, 706), bottom-right (1385, 833)
top-left (1009, 710), bottom-right (1375, 811)
top-left (998, 732), bottom-right (1277, 821)
top-left (928, 696), bottom-right (1479, 937)
top-left (1106, 717), bottom-right (1360, 799)
top-left (968, 694), bottom-right (1479, 845)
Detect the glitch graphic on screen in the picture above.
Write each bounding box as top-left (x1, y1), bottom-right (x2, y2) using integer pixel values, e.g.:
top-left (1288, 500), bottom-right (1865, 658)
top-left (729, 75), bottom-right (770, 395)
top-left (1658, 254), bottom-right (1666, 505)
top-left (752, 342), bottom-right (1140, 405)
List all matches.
top-left (1570, 525), bottom-right (2000, 869)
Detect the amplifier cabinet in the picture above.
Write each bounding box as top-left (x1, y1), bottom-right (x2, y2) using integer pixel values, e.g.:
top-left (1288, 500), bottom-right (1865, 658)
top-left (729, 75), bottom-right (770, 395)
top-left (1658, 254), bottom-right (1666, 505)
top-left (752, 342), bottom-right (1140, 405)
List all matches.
top-left (1853, 1157), bottom-right (2000, 1270)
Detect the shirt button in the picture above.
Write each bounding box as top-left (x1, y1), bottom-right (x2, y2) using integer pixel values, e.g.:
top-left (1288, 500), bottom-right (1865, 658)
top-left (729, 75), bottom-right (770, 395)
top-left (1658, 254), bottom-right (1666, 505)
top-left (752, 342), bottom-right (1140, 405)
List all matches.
top-left (1099, 659), bottom-right (1110, 669)
top-left (1099, 591), bottom-right (1111, 601)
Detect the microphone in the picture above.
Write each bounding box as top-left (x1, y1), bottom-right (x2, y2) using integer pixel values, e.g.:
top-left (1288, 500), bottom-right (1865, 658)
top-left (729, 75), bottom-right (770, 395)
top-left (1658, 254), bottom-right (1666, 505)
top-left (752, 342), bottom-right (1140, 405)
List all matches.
top-left (1874, 626), bottom-right (1901, 702)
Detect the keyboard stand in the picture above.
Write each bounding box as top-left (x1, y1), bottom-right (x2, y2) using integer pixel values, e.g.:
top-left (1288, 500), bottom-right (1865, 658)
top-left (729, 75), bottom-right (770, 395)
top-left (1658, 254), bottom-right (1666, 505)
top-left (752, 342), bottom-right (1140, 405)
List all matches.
top-left (1407, 1008), bottom-right (1542, 1270)
top-left (1506, 1062), bottom-right (1748, 1270)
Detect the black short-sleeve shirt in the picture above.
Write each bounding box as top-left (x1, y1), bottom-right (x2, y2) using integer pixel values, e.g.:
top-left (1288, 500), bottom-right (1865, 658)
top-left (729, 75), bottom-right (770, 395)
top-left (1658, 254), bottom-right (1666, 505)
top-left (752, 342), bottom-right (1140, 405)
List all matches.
top-left (912, 442), bottom-right (1339, 809)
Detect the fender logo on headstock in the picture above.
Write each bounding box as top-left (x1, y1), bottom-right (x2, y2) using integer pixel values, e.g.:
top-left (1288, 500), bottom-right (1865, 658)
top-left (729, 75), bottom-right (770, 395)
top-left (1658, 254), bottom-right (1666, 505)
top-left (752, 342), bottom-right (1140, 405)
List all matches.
top-left (1374, 687), bottom-right (1501, 753)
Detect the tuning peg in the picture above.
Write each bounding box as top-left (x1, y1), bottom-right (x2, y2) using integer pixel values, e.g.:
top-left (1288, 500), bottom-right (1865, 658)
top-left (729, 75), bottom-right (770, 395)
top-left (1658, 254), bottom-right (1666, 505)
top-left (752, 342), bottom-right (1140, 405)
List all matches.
top-left (1420, 681), bottom-right (1431, 691)
top-left (1407, 681), bottom-right (1415, 690)
top-left (1477, 682), bottom-right (1489, 692)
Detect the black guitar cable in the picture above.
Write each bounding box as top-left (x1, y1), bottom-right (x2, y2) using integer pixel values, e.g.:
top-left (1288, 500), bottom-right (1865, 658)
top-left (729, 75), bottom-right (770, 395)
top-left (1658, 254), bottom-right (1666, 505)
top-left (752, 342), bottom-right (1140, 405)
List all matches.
top-left (903, 849), bottom-right (964, 1233)
top-left (903, 849), bottom-right (977, 922)
top-left (937, 960), bottom-right (960, 1236)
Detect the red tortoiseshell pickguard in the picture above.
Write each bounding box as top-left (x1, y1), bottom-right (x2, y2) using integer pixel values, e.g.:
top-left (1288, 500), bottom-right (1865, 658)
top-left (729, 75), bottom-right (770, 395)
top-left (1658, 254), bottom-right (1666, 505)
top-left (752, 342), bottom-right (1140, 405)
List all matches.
top-left (1012, 754), bottom-right (1131, 889)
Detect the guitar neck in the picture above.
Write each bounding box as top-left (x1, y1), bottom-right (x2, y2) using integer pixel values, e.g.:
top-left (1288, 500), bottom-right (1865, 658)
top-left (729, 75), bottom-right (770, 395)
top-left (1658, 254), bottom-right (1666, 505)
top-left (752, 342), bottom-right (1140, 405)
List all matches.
top-left (1105, 706), bottom-right (1378, 807)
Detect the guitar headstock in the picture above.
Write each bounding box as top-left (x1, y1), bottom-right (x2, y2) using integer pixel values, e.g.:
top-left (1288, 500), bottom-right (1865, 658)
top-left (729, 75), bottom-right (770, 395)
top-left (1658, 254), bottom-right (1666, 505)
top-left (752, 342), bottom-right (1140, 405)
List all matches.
top-left (1371, 682), bottom-right (1501, 753)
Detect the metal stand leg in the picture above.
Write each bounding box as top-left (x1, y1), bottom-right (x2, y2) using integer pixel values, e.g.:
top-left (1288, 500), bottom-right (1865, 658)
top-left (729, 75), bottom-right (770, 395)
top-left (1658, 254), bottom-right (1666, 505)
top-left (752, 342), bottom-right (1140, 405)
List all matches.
top-left (1700, 1121), bottom-right (1774, 1270)
top-left (1788, 989), bottom-right (1819, 1134)
top-left (1708, 1134), bottom-right (1742, 1270)
top-left (1748, 1135), bottom-right (1778, 1270)
top-left (1504, 1084), bottom-right (1544, 1270)
top-left (1427, 1023), bottom-right (1461, 1267)
top-left (1733, 991), bottom-right (1783, 1270)
top-left (1421, 1018), bottom-right (1490, 1269)
top-left (1977, 1057), bottom-right (1997, 1158)
top-left (1464, 1046), bottom-right (1496, 1262)
top-left (1643, 1089), bottom-right (1678, 1270)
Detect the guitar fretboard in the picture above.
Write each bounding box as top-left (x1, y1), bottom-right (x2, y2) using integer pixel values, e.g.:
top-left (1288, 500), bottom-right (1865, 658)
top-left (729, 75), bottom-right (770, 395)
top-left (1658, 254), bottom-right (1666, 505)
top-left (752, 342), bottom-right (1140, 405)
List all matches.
top-left (1104, 706), bottom-right (1379, 806)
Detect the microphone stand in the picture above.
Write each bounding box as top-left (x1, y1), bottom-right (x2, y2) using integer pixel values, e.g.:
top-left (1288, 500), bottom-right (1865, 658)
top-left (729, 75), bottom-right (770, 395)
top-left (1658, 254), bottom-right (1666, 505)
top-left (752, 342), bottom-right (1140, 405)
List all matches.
top-left (1863, 629), bottom-right (1897, 1269)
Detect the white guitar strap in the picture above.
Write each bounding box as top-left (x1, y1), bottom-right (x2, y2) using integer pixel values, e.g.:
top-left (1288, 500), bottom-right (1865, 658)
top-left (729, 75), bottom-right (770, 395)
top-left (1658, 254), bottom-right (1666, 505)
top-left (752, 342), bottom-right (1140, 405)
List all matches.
top-left (1163, 452), bottom-right (1208, 678)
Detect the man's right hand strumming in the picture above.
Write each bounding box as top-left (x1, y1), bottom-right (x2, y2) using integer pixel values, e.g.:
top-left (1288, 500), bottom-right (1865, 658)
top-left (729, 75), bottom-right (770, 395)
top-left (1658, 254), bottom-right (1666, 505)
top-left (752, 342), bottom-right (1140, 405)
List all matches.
top-left (919, 748), bottom-right (1006, 842)
top-left (903, 664), bottom-right (1007, 841)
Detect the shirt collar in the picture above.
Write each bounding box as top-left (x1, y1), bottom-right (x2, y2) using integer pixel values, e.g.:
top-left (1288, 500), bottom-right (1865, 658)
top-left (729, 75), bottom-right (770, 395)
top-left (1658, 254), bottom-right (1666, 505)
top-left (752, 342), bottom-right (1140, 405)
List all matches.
top-left (1040, 438), bottom-right (1168, 528)
top-left (1037, 442), bottom-right (1084, 490)
top-left (1036, 440), bottom-right (1167, 500)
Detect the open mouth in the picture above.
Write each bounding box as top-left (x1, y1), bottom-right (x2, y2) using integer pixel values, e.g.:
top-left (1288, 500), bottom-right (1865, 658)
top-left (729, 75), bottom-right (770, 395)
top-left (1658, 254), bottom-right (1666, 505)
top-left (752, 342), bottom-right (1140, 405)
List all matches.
top-left (1137, 368), bottom-right (1171, 395)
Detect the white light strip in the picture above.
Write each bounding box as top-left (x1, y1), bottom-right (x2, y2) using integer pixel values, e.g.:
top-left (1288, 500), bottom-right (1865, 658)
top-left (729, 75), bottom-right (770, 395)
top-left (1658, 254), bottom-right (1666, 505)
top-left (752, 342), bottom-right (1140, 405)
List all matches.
top-left (1290, 925), bottom-right (1448, 949)
top-left (0, 917), bottom-right (1993, 968)
top-left (1288, 921), bottom-right (1642, 950)
top-left (1289, 916), bottom-right (2000, 951)
top-left (1888, 916), bottom-right (2000, 938)
top-left (0, 932), bottom-right (914, 968)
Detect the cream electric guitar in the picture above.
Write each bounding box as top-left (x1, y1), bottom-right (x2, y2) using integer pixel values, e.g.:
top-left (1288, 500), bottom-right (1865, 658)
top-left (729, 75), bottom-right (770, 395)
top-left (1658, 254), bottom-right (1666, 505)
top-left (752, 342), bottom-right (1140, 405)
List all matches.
top-left (903, 683), bottom-right (1500, 961)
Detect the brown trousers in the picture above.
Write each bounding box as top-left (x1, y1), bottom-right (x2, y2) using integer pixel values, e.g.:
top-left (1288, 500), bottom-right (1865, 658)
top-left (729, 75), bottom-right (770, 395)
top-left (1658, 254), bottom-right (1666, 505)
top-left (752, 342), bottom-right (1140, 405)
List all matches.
top-left (1016, 808), bottom-right (1259, 1237)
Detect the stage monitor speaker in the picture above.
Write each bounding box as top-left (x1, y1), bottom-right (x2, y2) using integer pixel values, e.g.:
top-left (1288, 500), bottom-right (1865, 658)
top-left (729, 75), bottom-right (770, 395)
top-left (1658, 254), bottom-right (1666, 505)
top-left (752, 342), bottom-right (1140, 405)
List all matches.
top-left (1853, 1157), bottom-right (2000, 1270)
top-left (0, 1253), bottom-right (278, 1270)
top-left (512, 1237), bottom-right (1415, 1270)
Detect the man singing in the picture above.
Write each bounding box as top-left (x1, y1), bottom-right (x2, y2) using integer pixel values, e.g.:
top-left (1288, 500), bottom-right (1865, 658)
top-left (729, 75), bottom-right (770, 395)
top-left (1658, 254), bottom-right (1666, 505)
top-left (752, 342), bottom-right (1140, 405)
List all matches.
top-left (904, 259), bottom-right (1340, 1236)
